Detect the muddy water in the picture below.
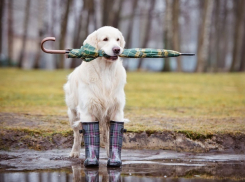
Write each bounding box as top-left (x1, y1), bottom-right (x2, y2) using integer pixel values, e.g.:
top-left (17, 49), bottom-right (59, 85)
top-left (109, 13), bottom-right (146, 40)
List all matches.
top-left (0, 148), bottom-right (245, 182)
top-left (1, 164), bottom-right (245, 182)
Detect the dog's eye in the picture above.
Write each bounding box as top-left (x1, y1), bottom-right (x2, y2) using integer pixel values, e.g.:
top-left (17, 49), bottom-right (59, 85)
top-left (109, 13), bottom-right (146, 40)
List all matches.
top-left (117, 38), bottom-right (119, 41)
top-left (103, 38), bottom-right (108, 41)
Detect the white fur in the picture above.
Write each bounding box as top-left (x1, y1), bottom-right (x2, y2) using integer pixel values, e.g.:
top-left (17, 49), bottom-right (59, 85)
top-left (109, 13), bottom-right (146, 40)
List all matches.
top-left (64, 26), bottom-right (128, 158)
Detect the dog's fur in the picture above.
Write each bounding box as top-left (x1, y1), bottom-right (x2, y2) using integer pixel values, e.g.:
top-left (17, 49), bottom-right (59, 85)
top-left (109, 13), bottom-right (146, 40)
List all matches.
top-left (63, 26), bottom-right (127, 158)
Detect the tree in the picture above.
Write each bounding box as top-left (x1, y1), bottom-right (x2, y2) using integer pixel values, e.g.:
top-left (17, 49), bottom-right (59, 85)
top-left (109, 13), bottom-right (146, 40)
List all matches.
top-left (112, 0), bottom-right (123, 28)
top-left (18, 0), bottom-right (31, 68)
top-left (125, 0), bottom-right (138, 48)
top-left (206, 0), bottom-right (217, 72)
top-left (124, 0), bottom-right (138, 71)
top-left (195, 0), bottom-right (214, 72)
top-left (161, 0), bottom-right (172, 72)
top-left (217, 0), bottom-right (228, 71)
top-left (172, 0), bottom-right (182, 72)
top-left (102, 0), bottom-right (114, 26)
top-left (84, 0), bottom-right (95, 42)
top-left (58, 0), bottom-right (73, 69)
top-left (33, 0), bottom-right (46, 69)
top-left (71, 0), bottom-right (85, 68)
top-left (71, 0), bottom-right (96, 68)
top-left (137, 0), bottom-right (156, 70)
top-left (0, 0), bottom-right (4, 55)
top-left (239, 18), bottom-right (245, 72)
top-left (8, 0), bottom-right (13, 63)
top-left (230, 0), bottom-right (245, 72)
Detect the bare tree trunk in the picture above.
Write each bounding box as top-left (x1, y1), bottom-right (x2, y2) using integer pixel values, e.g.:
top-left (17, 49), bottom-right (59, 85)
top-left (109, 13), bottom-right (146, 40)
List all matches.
top-left (102, 0), bottom-right (109, 26)
top-left (18, 0), bottom-right (31, 68)
top-left (34, 0), bottom-right (45, 69)
top-left (0, 0), bottom-right (4, 55)
top-left (213, 0), bottom-right (229, 72)
top-left (162, 0), bottom-right (172, 72)
top-left (71, 0), bottom-right (95, 68)
top-left (137, 0), bottom-right (156, 70)
top-left (58, 0), bottom-right (73, 69)
top-left (230, 0), bottom-right (245, 72)
top-left (172, 0), bottom-right (182, 72)
top-left (112, 0), bottom-right (123, 28)
top-left (239, 27), bottom-right (245, 71)
top-left (51, 0), bottom-right (60, 69)
top-left (102, 0), bottom-right (114, 26)
top-left (125, 0), bottom-right (138, 48)
top-left (206, 0), bottom-right (216, 72)
top-left (71, 0), bottom-right (85, 68)
top-left (84, 0), bottom-right (93, 39)
top-left (212, 0), bottom-right (220, 72)
top-left (93, 0), bottom-right (98, 30)
top-left (89, 0), bottom-right (96, 31)
top-left (239, 4), bottom-right (245, 72)
top-left (195, 0), bottom-right (214, 73)
top-left (73, 1), bottom-right (84, 48)
top-left (50, 0), bottom-right (56, 36)
top-left (124, 0), bottom-right (138, 71)
top-left (8, 0), bottom-right (13, 63)
top-left (217, 0), bottom-right (228, 71)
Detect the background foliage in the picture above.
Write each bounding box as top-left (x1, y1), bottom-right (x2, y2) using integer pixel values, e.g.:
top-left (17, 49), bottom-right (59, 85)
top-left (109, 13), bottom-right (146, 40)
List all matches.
top-left (0, 0), bottom-right (245, 72)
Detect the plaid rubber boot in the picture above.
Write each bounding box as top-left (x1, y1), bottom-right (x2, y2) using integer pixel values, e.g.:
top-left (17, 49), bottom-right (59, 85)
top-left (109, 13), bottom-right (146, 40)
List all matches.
top-left (82, 122), bottom-right (100, 167)
top-left (107, 121), bottom-right (125, 167)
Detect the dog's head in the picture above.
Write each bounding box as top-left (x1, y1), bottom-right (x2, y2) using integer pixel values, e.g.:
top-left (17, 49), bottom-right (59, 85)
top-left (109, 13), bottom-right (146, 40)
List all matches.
top-left (83, 26), bottom-right (125, 62)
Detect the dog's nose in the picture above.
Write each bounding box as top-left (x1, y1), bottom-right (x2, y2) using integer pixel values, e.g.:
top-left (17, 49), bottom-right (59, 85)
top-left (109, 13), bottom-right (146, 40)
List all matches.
top-left (113, 47), bottom-right (120, 54)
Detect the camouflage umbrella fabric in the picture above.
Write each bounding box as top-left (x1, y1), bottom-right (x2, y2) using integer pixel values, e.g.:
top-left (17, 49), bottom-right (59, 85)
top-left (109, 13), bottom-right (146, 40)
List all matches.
top-left (67, 44), bottom-right (106, 62)
top-left (67, 43), bottom-right (190, 62)
top-left (120, 48), bottom-right (180, 58)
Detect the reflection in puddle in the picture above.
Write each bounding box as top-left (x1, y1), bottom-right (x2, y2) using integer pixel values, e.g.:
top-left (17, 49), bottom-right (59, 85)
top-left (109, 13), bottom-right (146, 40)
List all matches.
top-left (73, 166), bottom-right (122, 182)
top-left (1, 163), bottom-right (245, 182)
top-left (84, 168), bottom-right (99, 182)
top-left (0, 166), bottom-right (123, 182)
top-left (107, 168), bottom-right (121, 182)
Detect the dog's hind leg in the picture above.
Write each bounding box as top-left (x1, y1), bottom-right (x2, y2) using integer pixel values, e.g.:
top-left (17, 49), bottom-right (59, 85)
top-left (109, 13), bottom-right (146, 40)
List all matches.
top-left (68, 108), bottom-right (83, 158)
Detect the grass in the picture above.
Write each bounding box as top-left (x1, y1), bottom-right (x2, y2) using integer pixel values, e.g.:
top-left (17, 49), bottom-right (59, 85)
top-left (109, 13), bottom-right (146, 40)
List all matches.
top-left (0, 68), bottom-right (245, 136)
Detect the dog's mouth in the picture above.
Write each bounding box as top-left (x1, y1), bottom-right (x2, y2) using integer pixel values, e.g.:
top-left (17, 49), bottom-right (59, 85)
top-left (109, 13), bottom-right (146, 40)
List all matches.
top-left (105, 56), bottom-right (118, 61)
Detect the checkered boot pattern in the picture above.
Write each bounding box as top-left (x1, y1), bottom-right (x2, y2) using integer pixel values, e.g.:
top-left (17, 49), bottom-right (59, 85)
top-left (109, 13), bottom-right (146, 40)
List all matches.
top-left (82, 122), bottom-right (100, 167)
top-left (107, 121), bottom-right (125, 167)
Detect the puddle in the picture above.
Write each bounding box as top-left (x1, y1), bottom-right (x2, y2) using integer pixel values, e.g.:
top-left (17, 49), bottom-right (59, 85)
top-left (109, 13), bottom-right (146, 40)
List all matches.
top-left (1, 148), bottom-right (245, 181)
top-left (1, 164), bottom-right (245, 182)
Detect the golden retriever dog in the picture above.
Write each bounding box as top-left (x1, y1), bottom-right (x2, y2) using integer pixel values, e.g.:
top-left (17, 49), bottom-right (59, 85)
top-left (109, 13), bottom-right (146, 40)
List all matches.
top-left (63, 26), bottom-right (127, 158)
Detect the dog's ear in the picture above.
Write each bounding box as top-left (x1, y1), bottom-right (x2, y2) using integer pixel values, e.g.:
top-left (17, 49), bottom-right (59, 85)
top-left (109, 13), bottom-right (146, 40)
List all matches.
top-left (83, 30), bottom-right (98, 49)
top-left (120, 32), bottom-right (126, 49)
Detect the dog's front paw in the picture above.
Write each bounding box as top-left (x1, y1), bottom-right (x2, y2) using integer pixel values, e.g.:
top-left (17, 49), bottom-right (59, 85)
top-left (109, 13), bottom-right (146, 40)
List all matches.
top-left (69, 151), bottom-right (80, 158)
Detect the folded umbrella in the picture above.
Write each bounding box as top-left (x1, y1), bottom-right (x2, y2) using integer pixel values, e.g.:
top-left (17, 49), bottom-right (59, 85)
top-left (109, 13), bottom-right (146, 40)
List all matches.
top-left (41, 37), bottom-right (195, 62)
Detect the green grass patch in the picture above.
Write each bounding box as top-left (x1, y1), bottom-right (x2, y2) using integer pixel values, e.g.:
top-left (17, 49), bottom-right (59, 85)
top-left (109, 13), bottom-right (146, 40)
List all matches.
top-left (0, 68), bottom-right (245, 136)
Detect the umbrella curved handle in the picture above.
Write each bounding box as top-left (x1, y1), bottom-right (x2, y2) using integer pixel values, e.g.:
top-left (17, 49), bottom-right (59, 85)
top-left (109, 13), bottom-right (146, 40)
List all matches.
top-left (41, 37), bottom-right (67, 54)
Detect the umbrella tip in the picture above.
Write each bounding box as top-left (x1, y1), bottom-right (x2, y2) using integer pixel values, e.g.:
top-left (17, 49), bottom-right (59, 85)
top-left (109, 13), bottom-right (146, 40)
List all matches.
top-left (180, 53), bottom-right (195, 56)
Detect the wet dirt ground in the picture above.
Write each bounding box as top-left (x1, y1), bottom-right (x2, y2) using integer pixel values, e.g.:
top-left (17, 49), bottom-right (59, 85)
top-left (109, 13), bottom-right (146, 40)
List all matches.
top-left (0, 148), bottom-right (245, 182)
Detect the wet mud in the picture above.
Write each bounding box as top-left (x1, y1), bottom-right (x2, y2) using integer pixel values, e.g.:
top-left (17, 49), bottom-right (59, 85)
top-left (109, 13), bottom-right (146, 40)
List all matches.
top-left (1, 112), bottom-right (245, 153)
top-left (1, 129), bottom-right (245, 153)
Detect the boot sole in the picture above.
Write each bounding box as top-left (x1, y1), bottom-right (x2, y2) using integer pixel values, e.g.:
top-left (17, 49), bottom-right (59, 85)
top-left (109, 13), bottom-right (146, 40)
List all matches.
top-left (84, 163), bottom-right (99, 167)
top-left (107, 162), bottom-right (122, 167)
